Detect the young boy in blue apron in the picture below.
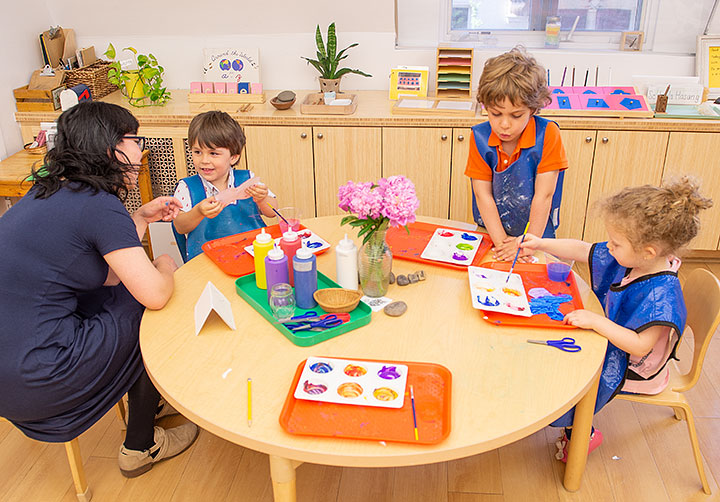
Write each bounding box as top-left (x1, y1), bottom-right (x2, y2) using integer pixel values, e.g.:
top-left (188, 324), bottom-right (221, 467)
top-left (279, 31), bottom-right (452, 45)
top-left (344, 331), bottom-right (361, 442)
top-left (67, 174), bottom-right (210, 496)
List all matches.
top-left (465, 47), bottom-right (568, 262)
top-left (173, 111), bottom-right (277, 261)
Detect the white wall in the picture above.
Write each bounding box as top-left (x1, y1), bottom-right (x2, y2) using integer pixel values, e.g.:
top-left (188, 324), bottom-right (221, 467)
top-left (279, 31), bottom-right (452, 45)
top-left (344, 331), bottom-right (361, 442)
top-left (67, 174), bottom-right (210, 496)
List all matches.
top-left (0, 0), bottom-right (717, 157)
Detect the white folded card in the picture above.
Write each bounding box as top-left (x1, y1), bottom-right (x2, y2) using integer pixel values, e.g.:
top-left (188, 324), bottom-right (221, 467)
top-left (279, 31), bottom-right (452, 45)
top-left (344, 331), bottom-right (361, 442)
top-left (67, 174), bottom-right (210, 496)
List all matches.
top-left (195, 281), bottom-right (236, 335)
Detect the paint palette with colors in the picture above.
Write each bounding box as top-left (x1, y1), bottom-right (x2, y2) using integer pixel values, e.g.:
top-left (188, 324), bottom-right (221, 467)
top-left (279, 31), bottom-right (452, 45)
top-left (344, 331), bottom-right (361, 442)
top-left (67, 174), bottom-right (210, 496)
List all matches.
top-left (244, 230), bottom-right (330, 256)
top-left (420, 228), bottom-right (483, 265)
top-left (468, 266), bottom-right (532, 317)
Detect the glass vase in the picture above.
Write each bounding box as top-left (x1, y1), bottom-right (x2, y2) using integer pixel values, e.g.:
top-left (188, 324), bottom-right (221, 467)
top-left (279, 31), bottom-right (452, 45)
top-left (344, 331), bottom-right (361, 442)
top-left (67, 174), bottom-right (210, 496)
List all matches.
top-left (358, 222), bottom-right (393, 297)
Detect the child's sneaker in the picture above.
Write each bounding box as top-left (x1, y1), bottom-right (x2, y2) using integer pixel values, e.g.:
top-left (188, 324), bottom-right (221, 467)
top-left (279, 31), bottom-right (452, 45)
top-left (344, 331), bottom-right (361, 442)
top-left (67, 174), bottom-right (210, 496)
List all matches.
top-left (118, 423), bottom-right (199, 477)
top-left (555, 428), bottom-right (603, 463)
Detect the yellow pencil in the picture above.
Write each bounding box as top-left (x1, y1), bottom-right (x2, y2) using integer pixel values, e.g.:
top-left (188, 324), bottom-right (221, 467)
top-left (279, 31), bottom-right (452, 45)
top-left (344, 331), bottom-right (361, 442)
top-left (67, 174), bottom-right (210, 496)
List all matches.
top-left (247, 378), bottom-right (252, 427)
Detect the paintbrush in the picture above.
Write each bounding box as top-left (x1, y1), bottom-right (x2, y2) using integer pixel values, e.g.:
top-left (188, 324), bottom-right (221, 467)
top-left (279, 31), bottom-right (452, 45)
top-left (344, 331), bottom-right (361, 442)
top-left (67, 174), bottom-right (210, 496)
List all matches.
top-left (506, 222), bottom-right (531, 284)
top-left (410, 385), bottom-right (419, 441)
top-left (267, 201), bottom-right (290, 227)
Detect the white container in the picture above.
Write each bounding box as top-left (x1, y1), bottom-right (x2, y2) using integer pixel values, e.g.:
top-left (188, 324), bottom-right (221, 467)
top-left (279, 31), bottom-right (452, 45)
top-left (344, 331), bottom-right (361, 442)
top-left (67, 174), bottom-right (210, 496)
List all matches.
top-left (335, 233), bottom-right (358, 290)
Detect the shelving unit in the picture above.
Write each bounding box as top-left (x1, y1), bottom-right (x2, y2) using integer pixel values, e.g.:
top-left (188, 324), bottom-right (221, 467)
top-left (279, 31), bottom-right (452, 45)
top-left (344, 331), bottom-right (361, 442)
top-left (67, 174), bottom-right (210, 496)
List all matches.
top-left (435, 47), bottom-right (473, 98)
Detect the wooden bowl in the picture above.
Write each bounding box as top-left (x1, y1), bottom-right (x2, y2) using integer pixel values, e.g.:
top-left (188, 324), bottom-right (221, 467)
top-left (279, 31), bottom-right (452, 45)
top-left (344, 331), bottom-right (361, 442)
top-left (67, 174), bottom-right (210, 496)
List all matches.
top-left (270, 96), bottom-right (296, 110)
top-left (313, 288), bottom-right (362, 313)
top-left (23, 143), bottom-right (47, 155)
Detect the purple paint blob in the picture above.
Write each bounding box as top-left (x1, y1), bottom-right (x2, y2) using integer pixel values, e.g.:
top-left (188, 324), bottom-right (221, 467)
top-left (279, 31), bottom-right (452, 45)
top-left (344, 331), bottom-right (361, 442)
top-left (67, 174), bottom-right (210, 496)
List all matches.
top-left (303, 380), bottom-right (327, 395)
top-left (547, 262), bottom-right (571, 282)
top-left (378, 365), bottom-right (401, 380)
top-left (452, 252), bottom-right (468, 261)
top-left (460, 233), bottom-right (478, 241)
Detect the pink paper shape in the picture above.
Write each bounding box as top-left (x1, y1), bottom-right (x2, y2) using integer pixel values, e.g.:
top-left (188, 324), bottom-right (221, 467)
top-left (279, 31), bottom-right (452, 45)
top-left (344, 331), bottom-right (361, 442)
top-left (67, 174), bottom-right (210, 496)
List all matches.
top-left (214, 177), bottom-right (262, 206)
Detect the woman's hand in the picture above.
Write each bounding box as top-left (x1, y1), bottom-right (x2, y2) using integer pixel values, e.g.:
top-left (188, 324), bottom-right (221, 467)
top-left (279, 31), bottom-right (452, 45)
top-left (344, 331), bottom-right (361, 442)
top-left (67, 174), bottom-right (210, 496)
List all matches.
top-left (136, 196), bottom-right (182, 223)
top-left (197, 197), bottom-right (223, 219)
top-left (247, 182), bottom-right (269, 203)
top-left (153, 254), bottom-right (178, 274)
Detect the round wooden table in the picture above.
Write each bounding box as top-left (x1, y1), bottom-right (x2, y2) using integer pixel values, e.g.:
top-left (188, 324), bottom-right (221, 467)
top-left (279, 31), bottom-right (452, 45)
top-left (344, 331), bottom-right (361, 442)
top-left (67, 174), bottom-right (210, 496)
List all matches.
top-left (140, 215), bottom-right (606, 502)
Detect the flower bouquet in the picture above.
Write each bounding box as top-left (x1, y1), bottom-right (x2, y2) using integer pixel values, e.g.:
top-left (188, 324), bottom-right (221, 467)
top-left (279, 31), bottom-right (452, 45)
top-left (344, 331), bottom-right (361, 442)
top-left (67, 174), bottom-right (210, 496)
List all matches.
top-left (338, 176), bottom-right (420, 297)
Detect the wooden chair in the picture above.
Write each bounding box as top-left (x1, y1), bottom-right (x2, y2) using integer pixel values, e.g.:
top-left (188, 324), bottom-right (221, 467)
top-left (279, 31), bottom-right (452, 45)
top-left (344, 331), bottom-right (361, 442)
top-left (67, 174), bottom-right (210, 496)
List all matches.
top-left (617, 268), bottom-right (720, 495)
top-left (1, 399), bottom-right (127, 502)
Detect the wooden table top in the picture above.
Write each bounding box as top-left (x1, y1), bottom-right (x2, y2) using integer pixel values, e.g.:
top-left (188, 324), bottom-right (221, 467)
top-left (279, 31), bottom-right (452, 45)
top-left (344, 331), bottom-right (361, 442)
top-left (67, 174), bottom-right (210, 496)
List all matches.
top-left (0, 150), bottom-right (39, 197)
top-left (139, 215), bottom-right (607, 467)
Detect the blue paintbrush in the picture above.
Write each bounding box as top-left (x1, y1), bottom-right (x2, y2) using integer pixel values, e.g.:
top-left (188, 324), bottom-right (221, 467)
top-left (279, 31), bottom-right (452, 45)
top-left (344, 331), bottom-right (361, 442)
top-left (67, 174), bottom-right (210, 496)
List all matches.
top-left (506, 222), bottom-right (530, 284)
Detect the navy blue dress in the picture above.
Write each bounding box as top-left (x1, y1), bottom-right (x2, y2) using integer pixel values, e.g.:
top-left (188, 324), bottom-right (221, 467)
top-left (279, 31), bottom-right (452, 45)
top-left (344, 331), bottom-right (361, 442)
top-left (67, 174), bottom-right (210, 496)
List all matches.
top-left (0, 185), bottom-right (146, 442)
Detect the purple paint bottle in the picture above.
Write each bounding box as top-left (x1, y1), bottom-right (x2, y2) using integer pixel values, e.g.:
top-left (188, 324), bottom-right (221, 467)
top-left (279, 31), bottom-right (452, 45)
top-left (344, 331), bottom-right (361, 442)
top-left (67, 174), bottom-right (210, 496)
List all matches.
top-left (265, 246), bottom-right (289, 301)
top-left (293, 247), bottom-right (317, 309)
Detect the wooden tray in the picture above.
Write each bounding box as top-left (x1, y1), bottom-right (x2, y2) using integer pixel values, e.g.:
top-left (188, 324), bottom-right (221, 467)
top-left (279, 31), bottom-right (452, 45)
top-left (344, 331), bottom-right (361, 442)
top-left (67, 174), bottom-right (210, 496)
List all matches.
top-left (391, 98), bottom-right (477, 117)
top-left (188, 92), bottom-right (266, 105)
top-left (300, 93), bottom-right (357, 115)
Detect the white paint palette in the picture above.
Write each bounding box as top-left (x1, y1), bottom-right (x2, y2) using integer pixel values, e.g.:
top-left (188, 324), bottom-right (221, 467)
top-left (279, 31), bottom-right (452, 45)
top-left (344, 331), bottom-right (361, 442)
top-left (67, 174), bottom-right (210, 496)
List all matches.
top-left (420, 228), bottom-right (483, 265)
top-left (468, 266), bottom-right (532, 317)
top-left (293, 357), bottom-right (408, 409)
top-left (244, 230), bottom-right (330, 256)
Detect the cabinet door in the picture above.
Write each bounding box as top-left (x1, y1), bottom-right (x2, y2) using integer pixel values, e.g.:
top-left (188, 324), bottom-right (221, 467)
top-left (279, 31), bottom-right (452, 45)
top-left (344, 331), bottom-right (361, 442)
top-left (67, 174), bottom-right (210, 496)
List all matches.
top-left (243, 126), bottom-right (315, 220)
top-left (556, 130), bottom-right (595, 240)
top-left (664, 132), bottom-right (720, 250)
top-left (313, 127), bottom-right (382, 217)
top-left (383, 127), bottom-right (453, 219)
top-left (449, 128), bottom-right (473, 223)
top-left (583, 131), bottom-right (668, 242)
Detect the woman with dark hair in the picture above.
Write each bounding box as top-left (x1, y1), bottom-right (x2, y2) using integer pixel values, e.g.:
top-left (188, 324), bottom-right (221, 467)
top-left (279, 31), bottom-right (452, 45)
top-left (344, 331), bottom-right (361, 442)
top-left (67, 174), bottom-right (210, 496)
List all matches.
top-left (0, 101), bottom-right (198, 478)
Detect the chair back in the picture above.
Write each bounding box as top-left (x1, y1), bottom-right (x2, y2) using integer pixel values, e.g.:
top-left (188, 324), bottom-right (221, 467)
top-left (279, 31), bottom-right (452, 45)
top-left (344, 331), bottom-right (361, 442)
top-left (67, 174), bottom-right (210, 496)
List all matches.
top-left (674, 268), bottom-right (720, 392)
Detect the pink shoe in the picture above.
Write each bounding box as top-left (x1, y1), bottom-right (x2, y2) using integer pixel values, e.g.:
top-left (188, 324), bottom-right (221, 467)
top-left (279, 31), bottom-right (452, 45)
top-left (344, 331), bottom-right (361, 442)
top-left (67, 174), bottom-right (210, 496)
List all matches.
top-left (555, 429), bottom-right (603, 463)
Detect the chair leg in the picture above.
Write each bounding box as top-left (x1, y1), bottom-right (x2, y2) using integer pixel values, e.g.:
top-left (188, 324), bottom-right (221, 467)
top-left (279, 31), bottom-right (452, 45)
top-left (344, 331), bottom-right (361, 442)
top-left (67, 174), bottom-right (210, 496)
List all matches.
top-left (115, 398), bottom-right (127, 431)
top-left (681, 404), bottom-right (711, 495)
top-left (64, 439), bottom-right (92, 502)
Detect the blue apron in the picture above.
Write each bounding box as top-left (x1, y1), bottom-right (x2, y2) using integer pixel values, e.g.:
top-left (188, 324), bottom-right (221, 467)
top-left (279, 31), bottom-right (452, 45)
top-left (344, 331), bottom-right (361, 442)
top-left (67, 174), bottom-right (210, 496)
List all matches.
top-left (173, 170), bottom-right (265, 262)
top-left (551, 242), bottom-right (686, 427)
top-left (470, 116), bottom-right (564, 238)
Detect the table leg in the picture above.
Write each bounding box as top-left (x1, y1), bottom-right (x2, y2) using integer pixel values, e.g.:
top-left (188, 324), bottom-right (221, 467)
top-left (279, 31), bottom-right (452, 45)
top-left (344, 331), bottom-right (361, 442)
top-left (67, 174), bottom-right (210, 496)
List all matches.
top-left (269, 455), bottom-right (303, 502)
top-left (563, 371), bottom-right (600, 491)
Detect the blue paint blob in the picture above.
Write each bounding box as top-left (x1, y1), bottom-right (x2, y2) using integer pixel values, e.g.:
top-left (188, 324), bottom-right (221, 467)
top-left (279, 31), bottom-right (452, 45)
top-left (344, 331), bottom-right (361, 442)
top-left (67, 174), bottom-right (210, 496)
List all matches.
top-left (460, 233), bottom-right (478, 241)
top-left (547, 262), bottom-right (571, 282)
top-left (478, 295), bottom-right (500, 307)
top-left (529, 294), bottom-right (573, 321)
top-left (310, 362), bottom-right (333, 373)
top-left (306, 241), bottom-right (322, 248)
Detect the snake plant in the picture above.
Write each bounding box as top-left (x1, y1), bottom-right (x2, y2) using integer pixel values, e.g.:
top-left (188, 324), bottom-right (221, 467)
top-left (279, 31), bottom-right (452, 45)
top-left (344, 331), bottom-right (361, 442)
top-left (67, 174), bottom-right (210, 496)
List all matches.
top-left (301, 23), bottom-right (372, 80)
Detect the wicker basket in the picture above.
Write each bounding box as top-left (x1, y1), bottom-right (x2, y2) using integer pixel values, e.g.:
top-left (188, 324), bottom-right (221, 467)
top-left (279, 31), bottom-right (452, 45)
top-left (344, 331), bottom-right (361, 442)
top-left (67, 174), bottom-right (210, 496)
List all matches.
top-left (313, 288), bottom-right (362, 313)
top-left (64, 61), bottom-right (118, 99)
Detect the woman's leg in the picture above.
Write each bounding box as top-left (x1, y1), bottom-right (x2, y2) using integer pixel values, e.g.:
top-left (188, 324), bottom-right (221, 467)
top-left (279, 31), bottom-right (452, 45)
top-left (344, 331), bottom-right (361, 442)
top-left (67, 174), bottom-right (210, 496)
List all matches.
top-left (123, 369), bottom-right (161, 451)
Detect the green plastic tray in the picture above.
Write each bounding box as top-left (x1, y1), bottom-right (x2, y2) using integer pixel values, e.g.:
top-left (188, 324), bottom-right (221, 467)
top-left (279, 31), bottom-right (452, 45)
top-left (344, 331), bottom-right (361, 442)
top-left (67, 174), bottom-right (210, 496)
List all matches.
top-left (234, 272), bottom-right (372, 346)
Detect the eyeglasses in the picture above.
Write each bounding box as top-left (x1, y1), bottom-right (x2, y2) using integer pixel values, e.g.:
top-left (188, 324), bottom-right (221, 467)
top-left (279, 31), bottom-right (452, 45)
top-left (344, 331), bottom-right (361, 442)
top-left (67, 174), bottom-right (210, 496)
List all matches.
top-left (123, 135), bottom-right (146, 151)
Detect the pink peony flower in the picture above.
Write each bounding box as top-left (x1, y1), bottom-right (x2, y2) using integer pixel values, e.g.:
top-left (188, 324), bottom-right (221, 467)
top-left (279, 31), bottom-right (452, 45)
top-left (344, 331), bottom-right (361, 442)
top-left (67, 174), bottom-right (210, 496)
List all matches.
top-left (378, 176), bottom-right (420, 227)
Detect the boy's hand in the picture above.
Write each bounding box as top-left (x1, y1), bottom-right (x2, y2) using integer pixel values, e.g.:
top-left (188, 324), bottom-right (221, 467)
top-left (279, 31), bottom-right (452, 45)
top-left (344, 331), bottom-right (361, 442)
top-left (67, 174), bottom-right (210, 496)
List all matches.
top-left (247, 182), bottom-right (268, 203)
top-left (563, 309), bottom-right (603, 330)
top-left (492, 236), bottom-right (519, 261)
top-left (197, 197), bottom-right (223, 219)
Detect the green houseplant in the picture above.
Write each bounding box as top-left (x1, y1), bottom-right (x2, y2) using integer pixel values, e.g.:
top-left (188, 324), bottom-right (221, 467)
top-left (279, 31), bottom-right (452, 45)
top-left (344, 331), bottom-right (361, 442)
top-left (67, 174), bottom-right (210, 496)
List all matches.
top-left (104, 44), bottom-right (171, 107)
top-left (301, 23), bottom-right (371, 93)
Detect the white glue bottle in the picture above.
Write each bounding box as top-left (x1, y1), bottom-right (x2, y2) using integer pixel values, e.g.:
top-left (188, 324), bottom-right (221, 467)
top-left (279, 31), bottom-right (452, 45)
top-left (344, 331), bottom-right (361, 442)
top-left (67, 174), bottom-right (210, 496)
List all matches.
top-left (335, 234), bottom-right (358, 290)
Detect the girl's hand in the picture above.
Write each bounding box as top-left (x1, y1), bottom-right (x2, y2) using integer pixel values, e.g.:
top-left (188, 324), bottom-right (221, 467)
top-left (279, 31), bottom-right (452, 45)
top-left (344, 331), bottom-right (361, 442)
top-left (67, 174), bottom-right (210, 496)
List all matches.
top-left (247, 182), bottom-right (268, 203)
top-left (492, 236), bottom-right (519, 261)
top-left (197, 197), bottom-right (223, 219)
top-left (136, 196), bottom-right (182, 223)
top-left (563, 309), bottom-right (604, 330)
top-left (519, 233), bottom-right (543, 252)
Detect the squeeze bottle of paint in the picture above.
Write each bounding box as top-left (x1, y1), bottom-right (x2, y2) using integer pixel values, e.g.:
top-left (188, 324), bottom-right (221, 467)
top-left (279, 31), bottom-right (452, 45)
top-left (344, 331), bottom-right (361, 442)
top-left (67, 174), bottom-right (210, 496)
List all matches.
top-left (252, 228), bottom-right (274, 289)
top-left (264, 246), bottom-right (289, 301)
top-left (293, 247), bottom-right (318, 309)
top-left (279, 230), bottom-right (302, 286)
top-left (335, 234), bottom-right (358, 290)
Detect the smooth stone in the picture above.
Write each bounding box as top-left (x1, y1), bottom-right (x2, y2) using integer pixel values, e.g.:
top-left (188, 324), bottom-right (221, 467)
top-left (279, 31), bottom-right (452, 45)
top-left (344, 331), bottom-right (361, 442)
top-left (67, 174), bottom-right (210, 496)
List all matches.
top-left (384, 301), bottom-right (407, 317)
top-left (389, 271), bottom-right (396, 284)
top-left (396, 274), bottom-right (410, 286)
top-left (277, 90), bottom-right (296, 102)
top-left (415, 270), bottom-right (426, 281)
top-left (408, 273), bottom-right (419, 283)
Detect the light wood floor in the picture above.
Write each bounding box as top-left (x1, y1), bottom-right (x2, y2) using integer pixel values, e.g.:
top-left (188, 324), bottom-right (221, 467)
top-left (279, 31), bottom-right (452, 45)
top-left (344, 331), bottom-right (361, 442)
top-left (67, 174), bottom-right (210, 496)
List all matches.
top-left (2, 262), bottom-right (720, 502)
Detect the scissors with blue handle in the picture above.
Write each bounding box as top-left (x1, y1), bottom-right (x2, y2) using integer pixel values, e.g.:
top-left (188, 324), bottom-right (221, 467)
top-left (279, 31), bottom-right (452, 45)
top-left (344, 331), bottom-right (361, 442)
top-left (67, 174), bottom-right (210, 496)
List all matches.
top-left (284, 315), bottom-right (345, 332)
top-left (526, 337), bottom-right (581, 352)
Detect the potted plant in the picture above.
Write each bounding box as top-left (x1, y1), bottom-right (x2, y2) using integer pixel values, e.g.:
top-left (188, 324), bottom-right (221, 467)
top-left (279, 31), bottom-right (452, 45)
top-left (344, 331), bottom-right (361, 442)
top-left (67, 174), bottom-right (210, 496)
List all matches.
top-left (301, 22), bottom-right (372, 93)
top-left (104, 44), bottom-right (171, 107)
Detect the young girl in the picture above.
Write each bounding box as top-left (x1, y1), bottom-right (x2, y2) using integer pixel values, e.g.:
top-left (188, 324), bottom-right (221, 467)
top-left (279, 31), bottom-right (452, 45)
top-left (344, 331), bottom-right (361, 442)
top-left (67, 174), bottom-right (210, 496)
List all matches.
top-left (520, 177), bottom-right (712, 461)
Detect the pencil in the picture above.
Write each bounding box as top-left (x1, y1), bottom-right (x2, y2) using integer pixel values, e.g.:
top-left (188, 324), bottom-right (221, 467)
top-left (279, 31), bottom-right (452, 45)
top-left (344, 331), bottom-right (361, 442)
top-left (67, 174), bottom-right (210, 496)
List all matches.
top-left (584, 69), bottom-right (589, 86)
top-left (506, 222), bottom-right (531, 284)
top-left (247, 378), bottom-right (252, 427)
top-left (410, 384), bottom-right (418, 441)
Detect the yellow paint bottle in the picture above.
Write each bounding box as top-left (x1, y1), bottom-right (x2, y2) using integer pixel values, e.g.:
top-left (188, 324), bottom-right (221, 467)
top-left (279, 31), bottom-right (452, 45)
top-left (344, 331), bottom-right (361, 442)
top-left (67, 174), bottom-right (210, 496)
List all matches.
top-left (253, 228), bottom-right (274, 289)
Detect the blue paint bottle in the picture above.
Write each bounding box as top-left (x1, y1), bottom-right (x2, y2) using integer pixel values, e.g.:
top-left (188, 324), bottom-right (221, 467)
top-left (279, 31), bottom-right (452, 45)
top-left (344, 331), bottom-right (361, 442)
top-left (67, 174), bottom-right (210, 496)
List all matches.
top-left (293, 247), bottom-right (317, 309)
top-left (265, 246), bottom-right (289, 301)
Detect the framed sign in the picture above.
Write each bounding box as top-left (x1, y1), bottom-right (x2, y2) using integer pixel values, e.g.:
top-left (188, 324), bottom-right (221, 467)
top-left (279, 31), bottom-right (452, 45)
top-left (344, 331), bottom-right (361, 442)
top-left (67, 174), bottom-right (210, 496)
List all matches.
top-left (697, 35), bottom-right (720, 99)
top-left (620, 31), bottom-right (644, 51)
top-left (203, 48), bottom-right (260, 84)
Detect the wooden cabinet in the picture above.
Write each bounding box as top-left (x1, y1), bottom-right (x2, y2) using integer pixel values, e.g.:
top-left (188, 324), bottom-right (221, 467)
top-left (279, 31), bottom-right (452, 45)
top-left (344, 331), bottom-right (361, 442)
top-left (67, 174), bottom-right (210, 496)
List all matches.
top-left (243, 126), bottom-right (315, 220)
top-left (664, 132), bottom-right (720, 250)
top-left (583, 131), bottom-right (669, 243)
top-left (556, 130), bottom-right (596, 240)
top-left (449, 128), bottom-right (473, 223)
top-left (313, 127), bottom-right (382, 217)
top-left (383, 127), bottom-right (453, 219)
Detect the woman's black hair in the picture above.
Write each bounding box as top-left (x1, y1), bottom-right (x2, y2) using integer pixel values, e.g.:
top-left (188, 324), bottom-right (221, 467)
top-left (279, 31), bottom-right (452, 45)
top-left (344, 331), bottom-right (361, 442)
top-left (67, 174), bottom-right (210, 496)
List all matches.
top-left (31, 101), bottom-right (140, 200)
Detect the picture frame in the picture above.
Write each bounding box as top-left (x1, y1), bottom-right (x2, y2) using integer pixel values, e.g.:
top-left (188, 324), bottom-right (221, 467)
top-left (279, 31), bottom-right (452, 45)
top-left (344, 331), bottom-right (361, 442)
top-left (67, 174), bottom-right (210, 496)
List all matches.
top-left (696, 35), bottom-right (720, 100)
top-left (620, 31), bottom-right (644, 51)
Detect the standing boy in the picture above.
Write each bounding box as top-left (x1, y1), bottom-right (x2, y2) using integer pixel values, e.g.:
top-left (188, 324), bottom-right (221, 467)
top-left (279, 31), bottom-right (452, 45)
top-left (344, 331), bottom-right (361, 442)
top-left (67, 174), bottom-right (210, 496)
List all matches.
top-left (465, 47), bottom-right (568, 261)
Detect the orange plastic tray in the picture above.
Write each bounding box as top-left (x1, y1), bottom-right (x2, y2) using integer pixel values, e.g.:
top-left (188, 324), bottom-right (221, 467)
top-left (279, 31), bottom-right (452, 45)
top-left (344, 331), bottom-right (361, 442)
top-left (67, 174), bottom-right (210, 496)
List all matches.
top-left (201, 224), bottom-right (329, 277)
top-left (386, 221), bottom-right (492, 271)
top-left (279, 358), bottom-right (452, 445)
top-left (479, 262), bottom-right (584, 329)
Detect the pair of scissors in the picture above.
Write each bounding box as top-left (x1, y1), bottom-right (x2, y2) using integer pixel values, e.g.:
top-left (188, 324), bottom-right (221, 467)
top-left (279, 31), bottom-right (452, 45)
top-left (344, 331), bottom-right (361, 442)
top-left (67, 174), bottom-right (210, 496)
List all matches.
top-left (285, 314), bottom-right (346, 332)
top-left (280, 312), bottom-right (350, 323)
top-left (526, 337), bottom-right (581, 352)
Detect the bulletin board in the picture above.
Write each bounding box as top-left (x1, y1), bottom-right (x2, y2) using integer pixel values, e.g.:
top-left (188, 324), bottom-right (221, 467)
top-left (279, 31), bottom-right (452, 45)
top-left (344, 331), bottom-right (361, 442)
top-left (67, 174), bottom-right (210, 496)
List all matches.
top-left (697, 35), bottom-right (720, 99)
